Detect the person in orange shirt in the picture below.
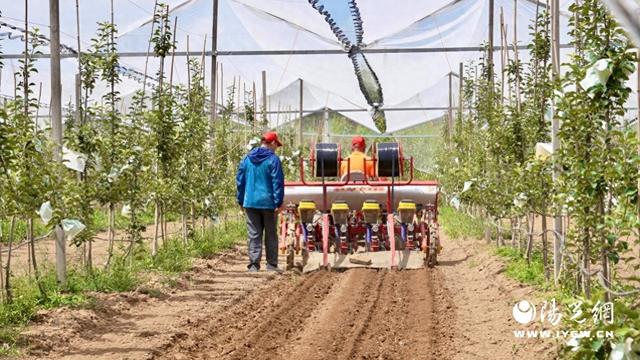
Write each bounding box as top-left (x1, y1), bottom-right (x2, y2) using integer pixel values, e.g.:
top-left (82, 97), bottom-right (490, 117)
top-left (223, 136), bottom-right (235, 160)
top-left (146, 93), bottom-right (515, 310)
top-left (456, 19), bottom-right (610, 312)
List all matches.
top-left (340, 136), bottom-right (375, 179)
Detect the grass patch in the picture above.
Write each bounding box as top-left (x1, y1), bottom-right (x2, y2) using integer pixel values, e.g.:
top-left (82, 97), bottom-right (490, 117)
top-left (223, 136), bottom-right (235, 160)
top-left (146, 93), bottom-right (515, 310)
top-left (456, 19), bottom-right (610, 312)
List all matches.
top-left (0, 265), bottom-right (131, 356)
top-left (190, 221), bottom-right (246, 259)
top-left (134, 220), bottom-right (246, 273)
top-left (0, 219), bottom-right (245, 356)
top-left (438, 205), bottom-right (484, 240)
top-left (494, 246), bottom-right (547, 288)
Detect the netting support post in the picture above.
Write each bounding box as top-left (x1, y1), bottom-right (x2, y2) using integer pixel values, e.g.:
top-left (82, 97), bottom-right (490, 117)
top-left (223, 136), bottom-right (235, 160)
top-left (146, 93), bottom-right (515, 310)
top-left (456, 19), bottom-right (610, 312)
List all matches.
top-left (299, 79), bottom-right (304, 148)
top-left (210, 0), bottom-right (219, 133)
top-left (49, 0), bottom-right (67, 287)
top-left (551, 0), bottom-right (563, 285)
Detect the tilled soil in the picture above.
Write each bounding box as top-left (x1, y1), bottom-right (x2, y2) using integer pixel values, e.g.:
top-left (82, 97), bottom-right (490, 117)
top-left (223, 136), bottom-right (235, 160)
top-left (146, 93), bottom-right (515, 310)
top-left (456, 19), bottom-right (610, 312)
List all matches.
top-left (18, 233), bottom-right (557, 360)
top-left (162, 268), bottom-right (436, 360)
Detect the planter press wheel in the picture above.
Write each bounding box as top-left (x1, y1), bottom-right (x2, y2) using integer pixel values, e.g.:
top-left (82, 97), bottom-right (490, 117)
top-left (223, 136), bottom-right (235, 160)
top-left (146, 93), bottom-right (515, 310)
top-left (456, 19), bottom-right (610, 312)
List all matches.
top-left (427, 232), bottom-right (438, 268)
top-left (286, 245), bottom-right (295, 270)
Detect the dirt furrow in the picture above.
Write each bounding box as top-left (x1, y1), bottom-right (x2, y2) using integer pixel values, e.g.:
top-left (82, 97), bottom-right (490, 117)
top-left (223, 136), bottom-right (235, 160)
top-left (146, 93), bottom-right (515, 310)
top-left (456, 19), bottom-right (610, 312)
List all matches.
top-left (158, 271), bottom-right (340, 360)
top-left (351, 270), bottom-right (436, 359)
top-left (282, 268), bottom-right (385, 360)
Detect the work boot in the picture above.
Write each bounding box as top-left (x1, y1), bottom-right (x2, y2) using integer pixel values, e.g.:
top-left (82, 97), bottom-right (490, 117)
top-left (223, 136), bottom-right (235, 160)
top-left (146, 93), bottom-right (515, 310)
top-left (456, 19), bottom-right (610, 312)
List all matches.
top-left (266, 264), bottom-right (282, 273)
top-left (248, 264), bottom-right (259, 272)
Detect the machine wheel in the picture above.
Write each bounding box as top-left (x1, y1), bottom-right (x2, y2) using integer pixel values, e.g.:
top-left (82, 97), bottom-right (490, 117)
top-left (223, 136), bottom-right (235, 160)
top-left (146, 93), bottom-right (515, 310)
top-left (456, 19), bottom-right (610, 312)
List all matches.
top-left (427, 248), bottom-right (437, 268)
top-left (427, 239), bottom-right (438, 268)
top-left (286, 246), bottom-right (295, 270)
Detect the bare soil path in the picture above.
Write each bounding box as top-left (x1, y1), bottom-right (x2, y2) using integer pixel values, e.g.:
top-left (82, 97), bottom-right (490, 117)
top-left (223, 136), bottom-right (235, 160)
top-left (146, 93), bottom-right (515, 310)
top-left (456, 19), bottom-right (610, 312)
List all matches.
top-left (17, 233), bottom-right (558, 360)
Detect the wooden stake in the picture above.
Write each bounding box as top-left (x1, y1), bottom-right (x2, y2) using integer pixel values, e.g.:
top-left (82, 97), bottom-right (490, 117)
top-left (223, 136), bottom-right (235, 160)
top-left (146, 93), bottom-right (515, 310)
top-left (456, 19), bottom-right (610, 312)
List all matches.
top-left (488, 0), bottom-right (495, 85)
top-left (637, 51), bottom-right (640, 219)
top-left (169, 17), bottom-right (178, 94)
top-left (262, 70), bottom-right (267, 129)
top-left (299, 79), bottom-right (304, 147)
top-left (142, 1), bottom-right (159, 99)
top-left (220, 62), bottom-right (224, 106)
top-left (500, 7), bottom-right (505, 100)
top-left (75, 0), bottom-right (83, 124)
top-left (210, 0), bottom-right (220, 128)
top-left (186, 35), bottom-right (191, 95)
top-left (458, 62), bottom-right (463, 132)
top-left (253, 81), bottom-right (257, 131)
top-left (448, 71), bottom-right (453, 141)
top-left (36, 82), bottom-right (42, 133)
top-left (201, 37), bottom-right (207, 89)
top-left (551, 0), bottom-right (562, 285)
top-left (24, 0), bottom-right (29, 116)
top-left (513, 0), bottom-right (521, 111)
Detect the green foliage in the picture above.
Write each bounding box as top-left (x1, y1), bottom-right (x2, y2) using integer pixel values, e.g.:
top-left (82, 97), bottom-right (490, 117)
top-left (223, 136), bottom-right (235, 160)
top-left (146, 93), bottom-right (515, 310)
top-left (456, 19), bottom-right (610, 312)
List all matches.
top-left (561, 296), bottom-right (640, 359)
top-left (494, 247), bottom-right (546, 287)
top-left (436, 8), bottom-right (553, 221)
top-left (0, 263), bottom-right (134, 354)
top-left (556, 0), bottom-right (639, 303)
top-left (141, 239), bottom-right (192, 273)
top-left (0, 219), bottom-right (245, 354)
top-left (151, 3), bottom-right (174, 59)
top-left (190, 221), bottom-right (246, 259)
top-left (434, 1), bottom-right (640, 358)
top-left (438, 205), bottom-right (484, 240)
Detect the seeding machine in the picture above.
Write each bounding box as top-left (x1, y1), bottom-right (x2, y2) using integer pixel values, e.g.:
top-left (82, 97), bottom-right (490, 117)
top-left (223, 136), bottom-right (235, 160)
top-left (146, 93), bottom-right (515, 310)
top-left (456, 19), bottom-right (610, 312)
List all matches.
top-left (279, 142), bottom-right (441, 272)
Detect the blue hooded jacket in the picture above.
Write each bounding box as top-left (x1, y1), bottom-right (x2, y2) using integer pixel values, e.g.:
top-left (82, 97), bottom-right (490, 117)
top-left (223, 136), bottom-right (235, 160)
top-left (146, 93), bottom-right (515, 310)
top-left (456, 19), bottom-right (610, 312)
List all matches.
top-left (236, 147), bottom-right (284, 209)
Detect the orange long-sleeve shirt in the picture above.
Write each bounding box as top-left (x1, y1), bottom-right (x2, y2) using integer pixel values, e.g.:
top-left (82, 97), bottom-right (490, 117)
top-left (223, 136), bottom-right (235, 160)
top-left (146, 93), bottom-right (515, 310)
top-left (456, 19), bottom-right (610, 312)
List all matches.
top-left (340, 150), bottom-right (375, 178)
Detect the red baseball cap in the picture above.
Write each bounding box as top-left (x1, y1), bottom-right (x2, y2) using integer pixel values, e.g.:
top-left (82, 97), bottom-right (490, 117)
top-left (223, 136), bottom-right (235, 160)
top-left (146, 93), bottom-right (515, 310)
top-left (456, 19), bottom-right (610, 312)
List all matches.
top-left (262, 131), bottom-right (283, 147)
top-left (352, 136), bottom-right (366, 148)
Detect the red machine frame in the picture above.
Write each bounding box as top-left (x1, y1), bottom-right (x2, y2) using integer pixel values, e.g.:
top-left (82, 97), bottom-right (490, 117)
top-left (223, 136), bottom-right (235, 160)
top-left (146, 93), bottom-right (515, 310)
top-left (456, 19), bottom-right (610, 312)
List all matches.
top-left (279, 142), bottom-right (440, 270)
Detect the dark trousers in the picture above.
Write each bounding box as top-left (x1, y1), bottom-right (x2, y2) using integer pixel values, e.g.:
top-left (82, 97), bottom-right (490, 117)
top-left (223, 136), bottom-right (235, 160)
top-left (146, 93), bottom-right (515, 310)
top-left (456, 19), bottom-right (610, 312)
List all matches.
top-left (245, 208), bottom-right (278, 269)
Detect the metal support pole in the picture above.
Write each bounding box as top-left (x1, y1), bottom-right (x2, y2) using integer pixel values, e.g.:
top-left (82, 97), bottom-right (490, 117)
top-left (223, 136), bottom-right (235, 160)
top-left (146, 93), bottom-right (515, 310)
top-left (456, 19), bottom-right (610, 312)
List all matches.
top-left (299, 79), bottom-right (304, 147)
top-left (49, 0), bottom-right (66, 286)
top-left (210, 0), bottom-right (219, 130)
top-left (551, 0), bottom-right (562, 285)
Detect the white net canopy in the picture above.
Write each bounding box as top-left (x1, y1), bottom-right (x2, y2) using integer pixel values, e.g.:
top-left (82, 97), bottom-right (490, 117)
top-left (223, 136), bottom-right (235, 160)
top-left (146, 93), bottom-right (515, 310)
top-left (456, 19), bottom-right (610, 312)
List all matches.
top-left (1, 0), bottom-right (636, 134)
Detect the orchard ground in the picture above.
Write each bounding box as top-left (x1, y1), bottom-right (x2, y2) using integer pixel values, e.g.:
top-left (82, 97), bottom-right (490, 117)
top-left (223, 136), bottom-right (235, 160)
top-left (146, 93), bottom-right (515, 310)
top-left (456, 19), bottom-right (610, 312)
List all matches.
top-left (9, 221), bottom-right (559, 360)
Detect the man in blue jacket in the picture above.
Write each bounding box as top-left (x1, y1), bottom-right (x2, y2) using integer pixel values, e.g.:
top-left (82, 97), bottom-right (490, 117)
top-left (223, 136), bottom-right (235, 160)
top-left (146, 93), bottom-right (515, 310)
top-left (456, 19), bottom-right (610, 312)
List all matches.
top-left (236, 131), bottom-right (285, 272)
